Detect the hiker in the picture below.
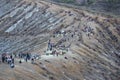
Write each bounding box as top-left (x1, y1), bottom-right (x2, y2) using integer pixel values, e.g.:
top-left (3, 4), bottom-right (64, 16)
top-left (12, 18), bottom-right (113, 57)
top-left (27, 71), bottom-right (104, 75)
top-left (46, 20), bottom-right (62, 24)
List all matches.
top-left (26, 53), bottom-right (30, 60)
top-left (50, 44), bottom-right (52, 51)
top-left (12, 58), bottom-right (14, 64)
top-left (10, 55), bottom-right (12, 59)
top-left (19, 60), bottom-right (22, 63)
top-left (5, 56), bottom-right (8, 63)
top-left (31, 58), bottom-right (34, 64)
top-left (64, 56), bottom-right (68, 59)
top-left (18, 53), bottom-right (22, 58)
top-left (48, 39), bottom-right (51, 45)
top-left (25, 56), bottom-right (28, 62)
top-left (48, 39), bottom-right (53, 50)
top-left (56, 52), bottom-right (59, 56)
top-left (0, 55), bottom-right (2, 63)
top-left (7, 57), bottom-right (12, 64)
top-left (2, 54), bottom-right (5, 63)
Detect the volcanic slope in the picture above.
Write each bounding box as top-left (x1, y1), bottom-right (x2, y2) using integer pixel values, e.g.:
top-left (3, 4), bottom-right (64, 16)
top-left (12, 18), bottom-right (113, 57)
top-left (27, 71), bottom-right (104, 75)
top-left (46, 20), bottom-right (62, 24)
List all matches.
top-left (0, 0), bottom-right (120, 80)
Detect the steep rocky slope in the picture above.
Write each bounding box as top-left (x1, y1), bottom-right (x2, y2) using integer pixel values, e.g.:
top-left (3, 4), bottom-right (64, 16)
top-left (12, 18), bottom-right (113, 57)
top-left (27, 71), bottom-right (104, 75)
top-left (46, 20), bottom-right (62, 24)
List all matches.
top-left (50, 0), bottom-right (120, 15)
top-left (0, 0), bottom-right (120, 80)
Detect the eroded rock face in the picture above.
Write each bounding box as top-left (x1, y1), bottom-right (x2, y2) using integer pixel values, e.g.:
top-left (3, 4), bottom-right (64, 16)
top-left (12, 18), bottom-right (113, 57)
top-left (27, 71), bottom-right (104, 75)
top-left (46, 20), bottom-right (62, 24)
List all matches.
top-left (0, 0), bottom-right (120, 80)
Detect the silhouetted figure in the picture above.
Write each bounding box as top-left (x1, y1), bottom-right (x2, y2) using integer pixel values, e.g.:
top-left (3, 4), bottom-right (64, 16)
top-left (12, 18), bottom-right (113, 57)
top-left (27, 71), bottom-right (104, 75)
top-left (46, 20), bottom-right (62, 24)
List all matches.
top-left (10, 55), bottom-right (12, 58)
top-left (7, 57), bottom-right (12, 64)
top-left (2, 54), bottom-right (6, 63)
top-left (56, 52), bottom-right (59, 56)
top-left (31, 58), bottom-right (34, 64)
top-left (19, 60), bottom-right (22, 63)
top-left (47, 39), bottom-right (53, 51)
top-left (64, 57), bottom-right (68, 59)
top-left (25, 56), bottom-right (28, 62)
top-left (2, 56), bottom-right (5, 63)
top-left (18, 53), bottom-right (22, 58)
top-left (26, 53), bottom-right (30, 60)
top-left (12, 58), bottom-right (14, 64)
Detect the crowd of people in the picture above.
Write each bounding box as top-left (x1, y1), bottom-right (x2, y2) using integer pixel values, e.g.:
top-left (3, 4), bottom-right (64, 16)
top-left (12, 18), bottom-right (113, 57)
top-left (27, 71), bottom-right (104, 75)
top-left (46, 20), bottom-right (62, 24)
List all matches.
top-left (1, 53), bottom-right (15, 68)
top-left (82, 26), bottom-right (95, 39)
top-left (0, 52), bottom-right (39, 68)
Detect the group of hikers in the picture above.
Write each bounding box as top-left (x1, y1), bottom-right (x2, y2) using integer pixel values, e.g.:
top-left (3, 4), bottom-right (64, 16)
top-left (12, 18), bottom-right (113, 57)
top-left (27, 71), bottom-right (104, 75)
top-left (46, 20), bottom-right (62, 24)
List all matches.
top-left (0, 52), bottom-right (36, 68)
top-left (1, 53), bottom-right (15, 68)
top-left (18, 52), bottom-right (36, 64)
top-left (47, 38), bottom-right (68, 56)
top-left (82, 26), bottom-right (95, 39)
